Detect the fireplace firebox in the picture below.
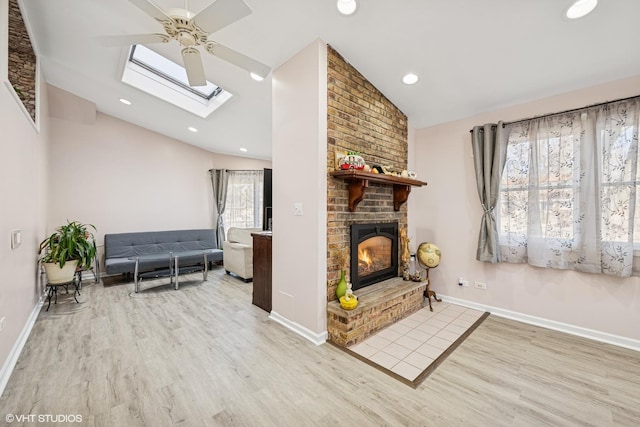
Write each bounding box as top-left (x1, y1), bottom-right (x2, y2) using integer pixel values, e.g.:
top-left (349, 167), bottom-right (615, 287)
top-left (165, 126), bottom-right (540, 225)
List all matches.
top-left (350, 222), bottom-right (399, 291)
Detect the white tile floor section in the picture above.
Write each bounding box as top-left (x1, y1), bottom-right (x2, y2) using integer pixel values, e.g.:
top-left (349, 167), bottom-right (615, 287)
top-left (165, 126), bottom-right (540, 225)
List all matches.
top-left (350, 302), bottom-right (485, 381)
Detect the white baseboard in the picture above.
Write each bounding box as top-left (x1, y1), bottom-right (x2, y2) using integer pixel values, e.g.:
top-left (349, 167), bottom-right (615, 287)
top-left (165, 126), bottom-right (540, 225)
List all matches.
top-left (0, 297), bottom-right (43, 397)
top-left (440, 294), bottom-right (640, 352)
top-left (269, 311), bottom-right (328, 346)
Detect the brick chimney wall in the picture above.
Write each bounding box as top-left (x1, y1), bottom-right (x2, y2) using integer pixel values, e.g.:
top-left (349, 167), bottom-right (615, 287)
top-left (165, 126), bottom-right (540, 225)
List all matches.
top-left (326, 45), bottom-right (408, 301)
top-left (8, 0), bottom-right (37, 123)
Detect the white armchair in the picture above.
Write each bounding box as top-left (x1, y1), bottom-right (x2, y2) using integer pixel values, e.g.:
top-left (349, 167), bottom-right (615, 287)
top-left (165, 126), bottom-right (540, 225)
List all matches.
top-left (223, 228), bottom-right (263, 281)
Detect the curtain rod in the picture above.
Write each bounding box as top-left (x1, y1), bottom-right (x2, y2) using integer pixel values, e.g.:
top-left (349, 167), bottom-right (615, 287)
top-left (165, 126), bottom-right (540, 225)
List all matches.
top-left (468, 94), bottom-right (640, 133)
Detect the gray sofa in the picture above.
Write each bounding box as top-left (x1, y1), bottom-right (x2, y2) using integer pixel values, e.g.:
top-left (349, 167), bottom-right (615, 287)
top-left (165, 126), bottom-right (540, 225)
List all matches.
top-left (104, 229), bottom-right (223, 279)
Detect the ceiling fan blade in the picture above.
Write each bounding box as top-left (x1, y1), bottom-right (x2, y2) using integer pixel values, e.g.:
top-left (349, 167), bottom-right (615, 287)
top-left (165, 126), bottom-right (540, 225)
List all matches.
top-left (191, 0), bottom-right (252, 34)
top-left (97, 33), bottom-right (168, 47)
top-left (206, 42), bottom-right (270, 79)
top-left (128, 0), bottom-right (170, 22)
top-left (182, 47), bottom-right (207, 87)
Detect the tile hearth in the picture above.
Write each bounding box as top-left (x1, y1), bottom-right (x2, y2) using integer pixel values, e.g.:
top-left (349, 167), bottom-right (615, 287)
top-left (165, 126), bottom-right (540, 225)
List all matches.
top-left (347, 302), bottom-right (488, 386)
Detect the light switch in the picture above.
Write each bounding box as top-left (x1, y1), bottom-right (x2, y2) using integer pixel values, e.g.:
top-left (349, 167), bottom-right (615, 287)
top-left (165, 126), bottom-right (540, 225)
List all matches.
top-left (11, 230), bottom-right (22, 249)
top-left (294, 203), bottom-right (303, 216)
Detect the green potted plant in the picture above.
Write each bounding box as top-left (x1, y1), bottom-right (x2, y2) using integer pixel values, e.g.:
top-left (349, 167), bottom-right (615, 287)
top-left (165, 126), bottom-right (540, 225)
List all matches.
top-left (39, 220), bottom-right (97, 284)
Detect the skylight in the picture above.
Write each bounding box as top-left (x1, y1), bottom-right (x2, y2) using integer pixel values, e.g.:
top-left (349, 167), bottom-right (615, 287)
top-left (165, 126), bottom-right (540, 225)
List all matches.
top-left (121, 45), bottom-right (232, 118)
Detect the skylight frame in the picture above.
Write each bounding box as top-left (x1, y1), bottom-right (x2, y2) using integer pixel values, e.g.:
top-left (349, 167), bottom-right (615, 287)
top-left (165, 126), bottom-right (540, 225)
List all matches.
top-left (121, 45), bottom-right (233, 119)
top-left (128, 45), bottom-right (220, 100)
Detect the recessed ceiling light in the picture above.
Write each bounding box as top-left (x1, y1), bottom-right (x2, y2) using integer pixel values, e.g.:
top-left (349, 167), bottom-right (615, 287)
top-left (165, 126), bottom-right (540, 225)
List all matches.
top-left (337, 0), bottom-right (357, 15)
top-left (565, 0), bottom-right (597, 19)
top-left (240, 147), bottom-right (248, 152)
top-left (402, 73), bottom-right (419, 85)
top-left (250, 72), bottom-right (264, 81)
top-left (119, 98), bottom-right (132, 105)
top-left (188, 126), bottom-right (198, 132)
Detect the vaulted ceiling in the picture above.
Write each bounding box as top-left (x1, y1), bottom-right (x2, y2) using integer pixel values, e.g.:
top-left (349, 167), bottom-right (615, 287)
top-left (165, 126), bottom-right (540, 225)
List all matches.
top-left (21, 0), bottom-right (640, 159)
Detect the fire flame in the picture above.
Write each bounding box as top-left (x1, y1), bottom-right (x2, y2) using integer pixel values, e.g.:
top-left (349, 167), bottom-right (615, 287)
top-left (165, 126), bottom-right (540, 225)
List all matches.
top-left (358, 247), bottom-right (372, 266)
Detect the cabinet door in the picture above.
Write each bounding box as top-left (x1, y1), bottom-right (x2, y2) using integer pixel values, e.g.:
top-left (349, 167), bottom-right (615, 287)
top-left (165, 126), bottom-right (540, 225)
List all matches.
top-left (252, 234), bottom-right (272, 312)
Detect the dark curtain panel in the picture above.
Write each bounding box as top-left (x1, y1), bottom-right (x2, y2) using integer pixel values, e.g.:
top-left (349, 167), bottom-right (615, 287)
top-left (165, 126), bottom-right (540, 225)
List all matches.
top-left (209, 169), bottom-right (229, 248)
top-left (471, 122), bottom-right (508, 263)
top-left (263, 168), bottom-right (272, 230)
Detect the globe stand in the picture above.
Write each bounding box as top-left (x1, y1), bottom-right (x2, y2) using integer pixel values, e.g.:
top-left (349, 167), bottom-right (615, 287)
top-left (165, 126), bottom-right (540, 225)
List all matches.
top-left (423, 267), bottom-right (442, 312)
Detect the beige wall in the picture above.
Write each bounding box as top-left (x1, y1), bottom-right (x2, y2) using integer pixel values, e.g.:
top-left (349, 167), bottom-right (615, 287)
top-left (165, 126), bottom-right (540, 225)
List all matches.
top-left (272, 39), bottom-right (328, 341)
top-left (1, 81), bottom-right (272, 383)
top-left (412, 75), bottom-right (640, 342)
top-left (47, 86), bottom-right (271, 261)
top-left (0, 60), bottom-right (49, 376)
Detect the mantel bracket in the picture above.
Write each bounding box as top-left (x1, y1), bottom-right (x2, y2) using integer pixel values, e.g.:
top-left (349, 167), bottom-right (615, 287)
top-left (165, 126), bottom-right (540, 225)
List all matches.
top-left (331, 170), bottom-right (427, 212)
top-left (347, 179), bottom-right (368, 212)
top-left (393, 184), bottom-right (411, 211)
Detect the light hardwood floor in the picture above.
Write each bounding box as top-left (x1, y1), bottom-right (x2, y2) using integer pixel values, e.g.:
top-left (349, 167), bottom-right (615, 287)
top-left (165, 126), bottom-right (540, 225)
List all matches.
top-left (1, 267), bottom-right (639, 426)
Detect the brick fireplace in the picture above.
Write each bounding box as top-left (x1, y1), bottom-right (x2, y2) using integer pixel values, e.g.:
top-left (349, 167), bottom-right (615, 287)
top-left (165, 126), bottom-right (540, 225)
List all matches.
top-left (326, 46), bottom-right (425, 347)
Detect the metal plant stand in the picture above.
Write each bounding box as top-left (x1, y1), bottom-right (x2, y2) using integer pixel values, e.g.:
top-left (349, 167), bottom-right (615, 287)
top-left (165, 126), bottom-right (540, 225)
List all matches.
top-left (45, 274), bottom-right (80, 311)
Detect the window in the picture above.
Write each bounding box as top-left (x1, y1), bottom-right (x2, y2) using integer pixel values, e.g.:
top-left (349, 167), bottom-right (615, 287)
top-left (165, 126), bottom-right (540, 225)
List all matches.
top-left (498, 98), bottom-right (640, 277)
top-left (223, 170), bottom-right (264, 235)
top-left (500, 119), bottom-right (582, 246)
top-left (121, 45), bottom-right (233, 118)
top-left (129, 45), bottom-right (220, 99)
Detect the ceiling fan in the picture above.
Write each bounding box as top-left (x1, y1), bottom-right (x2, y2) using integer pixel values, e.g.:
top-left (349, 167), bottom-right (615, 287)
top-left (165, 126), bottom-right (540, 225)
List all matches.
top-left (100, 0), bottom-right (270, 86)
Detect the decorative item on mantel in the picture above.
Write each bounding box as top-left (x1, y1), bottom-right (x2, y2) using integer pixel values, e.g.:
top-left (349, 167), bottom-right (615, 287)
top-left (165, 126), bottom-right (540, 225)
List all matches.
top-left (401, 170), bottom-right (417, 179)
top-left (339, 151), bottom-right (366, 170)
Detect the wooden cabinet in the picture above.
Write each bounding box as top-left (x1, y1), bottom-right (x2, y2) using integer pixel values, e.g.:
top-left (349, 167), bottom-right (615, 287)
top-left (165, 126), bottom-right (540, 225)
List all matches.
top-left (252, 232), bottom-right (272, 312)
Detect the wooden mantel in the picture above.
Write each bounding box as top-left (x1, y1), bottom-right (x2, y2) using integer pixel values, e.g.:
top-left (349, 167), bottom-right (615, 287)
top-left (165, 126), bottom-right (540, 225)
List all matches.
top-left (331, 170), bottom-right (428, 212)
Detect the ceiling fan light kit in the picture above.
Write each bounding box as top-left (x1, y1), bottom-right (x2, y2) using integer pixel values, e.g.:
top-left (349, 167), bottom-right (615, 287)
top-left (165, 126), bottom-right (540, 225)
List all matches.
top-left (101, 0), bottom-right (271, 86)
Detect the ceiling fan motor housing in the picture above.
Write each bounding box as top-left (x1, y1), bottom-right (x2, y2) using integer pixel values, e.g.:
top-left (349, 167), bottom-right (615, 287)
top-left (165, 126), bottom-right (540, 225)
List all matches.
top-left (165, 8), bottom-right (194, 20)
top-left (100, 0), bottom-right (271, 85)
top-left (160, 8), bottom-right (209, 47)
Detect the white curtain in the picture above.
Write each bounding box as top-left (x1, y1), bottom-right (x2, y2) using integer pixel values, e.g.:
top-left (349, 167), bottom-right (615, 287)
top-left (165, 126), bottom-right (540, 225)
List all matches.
top-left (499, 97), bottom-right (640, 277)
top-left (223, 170), bottom-right (264, 235)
